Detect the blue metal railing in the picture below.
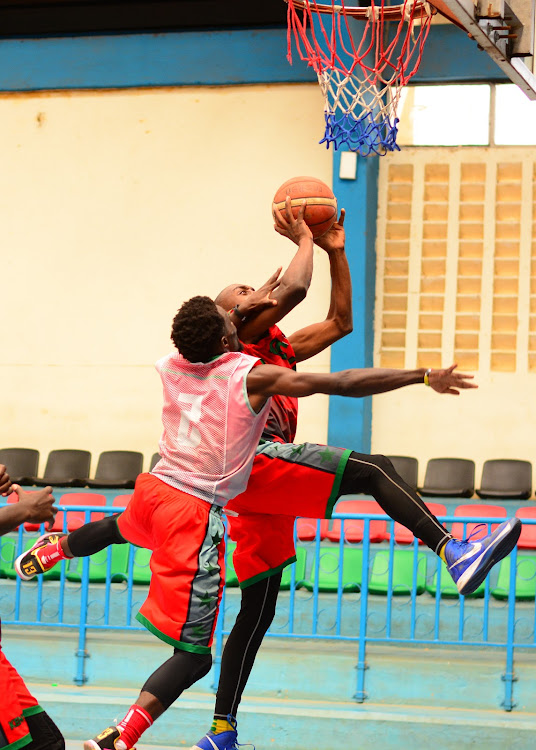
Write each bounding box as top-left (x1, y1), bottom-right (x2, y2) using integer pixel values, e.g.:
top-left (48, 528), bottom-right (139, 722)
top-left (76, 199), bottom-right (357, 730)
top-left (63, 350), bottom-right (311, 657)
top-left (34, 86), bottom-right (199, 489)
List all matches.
top-left (0, 502), bottom-right (534, 710)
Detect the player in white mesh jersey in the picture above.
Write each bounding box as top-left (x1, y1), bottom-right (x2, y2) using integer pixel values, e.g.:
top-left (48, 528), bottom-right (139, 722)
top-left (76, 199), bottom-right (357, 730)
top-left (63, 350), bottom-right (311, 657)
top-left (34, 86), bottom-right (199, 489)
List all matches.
top-left (15, 290), bottom-right (519, 750)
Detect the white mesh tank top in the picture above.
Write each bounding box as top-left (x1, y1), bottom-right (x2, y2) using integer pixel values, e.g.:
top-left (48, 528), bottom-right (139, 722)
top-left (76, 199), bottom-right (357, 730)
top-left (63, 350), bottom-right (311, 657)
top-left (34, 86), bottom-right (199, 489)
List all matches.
top-left (151, 350), bottom-right (270, 506)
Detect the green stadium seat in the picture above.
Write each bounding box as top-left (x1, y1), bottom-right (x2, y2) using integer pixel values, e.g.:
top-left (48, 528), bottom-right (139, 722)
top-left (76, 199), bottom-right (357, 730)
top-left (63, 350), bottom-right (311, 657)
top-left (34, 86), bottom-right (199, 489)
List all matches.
top-left (280, 547), bottom-right (307, 590)
top-left (0, 534), bottom-right (18, 578)
top-left (302, 546), bottom-right (364, 593)
top-left (130, 545), bottom-right (152, 584)
top-left (491, 555), bottom-right (536, 601)
top-left (368, 548), bottom-right (427, 595)
top-left (0, 534), bottom-right (63, 581)
top-left (66, 544), bottom-right (130, 583)
top-left (426, 559), bottom-right (486, 598)
top-left (224, 541), bottom-right (238, 587)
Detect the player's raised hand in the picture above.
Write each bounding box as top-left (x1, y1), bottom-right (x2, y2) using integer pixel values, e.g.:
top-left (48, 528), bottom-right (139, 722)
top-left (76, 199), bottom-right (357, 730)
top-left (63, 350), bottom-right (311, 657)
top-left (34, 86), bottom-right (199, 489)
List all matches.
top-left (273, 197), bottom-right (313, 244)
top-left (239, 268), bottom-right (282, 319)
top-left (314, 208), bottom-right (346, 253)
top-left (427, 365), bottom-right (478, 395)
top-left (12, 485), bottom-right (58, 530)
top-left (0, 464), bottom-right (12, 496)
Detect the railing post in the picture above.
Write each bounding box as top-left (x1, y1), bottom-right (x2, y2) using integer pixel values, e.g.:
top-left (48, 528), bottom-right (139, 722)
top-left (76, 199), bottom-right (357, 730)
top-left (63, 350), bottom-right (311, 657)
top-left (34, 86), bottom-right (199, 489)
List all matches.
top-left (74, 552), bottom-right (90, 685)
top-left (502, 545), bottom-right (518, 711)
top-left (354, 519), bottom-right (370, 703)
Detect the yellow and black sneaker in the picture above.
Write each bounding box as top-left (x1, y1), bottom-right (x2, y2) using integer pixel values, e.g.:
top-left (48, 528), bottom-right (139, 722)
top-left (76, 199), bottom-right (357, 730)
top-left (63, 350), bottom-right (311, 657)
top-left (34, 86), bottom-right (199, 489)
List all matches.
top-left (14, 532), bottom-right (66, 581)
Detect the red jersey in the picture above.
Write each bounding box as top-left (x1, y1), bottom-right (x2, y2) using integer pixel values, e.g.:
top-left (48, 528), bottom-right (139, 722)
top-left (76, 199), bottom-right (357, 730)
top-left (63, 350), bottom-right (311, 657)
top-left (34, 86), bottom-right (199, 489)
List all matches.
top-left (242, 325), bottom-right (298, 443)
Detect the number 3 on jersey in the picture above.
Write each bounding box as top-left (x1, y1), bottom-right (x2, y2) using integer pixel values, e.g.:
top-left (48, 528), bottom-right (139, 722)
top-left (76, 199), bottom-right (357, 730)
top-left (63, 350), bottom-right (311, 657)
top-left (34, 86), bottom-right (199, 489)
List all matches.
top-left (176, 393), bottom-right (204, 448)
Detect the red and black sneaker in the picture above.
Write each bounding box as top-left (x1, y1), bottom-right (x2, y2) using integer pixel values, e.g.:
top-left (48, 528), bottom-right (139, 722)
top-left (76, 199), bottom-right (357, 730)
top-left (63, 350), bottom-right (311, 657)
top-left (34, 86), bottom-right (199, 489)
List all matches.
top-left (14, 532), bottom-right (66, 581)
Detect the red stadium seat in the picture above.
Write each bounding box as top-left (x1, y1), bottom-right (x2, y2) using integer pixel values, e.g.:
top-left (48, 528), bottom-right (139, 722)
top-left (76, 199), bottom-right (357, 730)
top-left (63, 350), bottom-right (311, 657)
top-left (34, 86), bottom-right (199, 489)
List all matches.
top-left (515, 506), bottom-right (536, 549)
top-left (451, 503), bottom-right (506, 540)
top-left (392, 502), bottom-right (447, 544)
top-left (326, 499), bottom-right (388, 544)
top-left (24, 492), bottom-right (106, 532)
top-left (113, 494), bottom-right (132, 511)
top-left (295, 517), bottom-right (329, 542)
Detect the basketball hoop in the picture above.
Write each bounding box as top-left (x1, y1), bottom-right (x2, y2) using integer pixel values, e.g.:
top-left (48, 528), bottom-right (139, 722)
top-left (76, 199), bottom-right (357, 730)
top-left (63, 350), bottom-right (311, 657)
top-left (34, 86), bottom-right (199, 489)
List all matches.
top-left (286, 0), bottom-right (435, 155)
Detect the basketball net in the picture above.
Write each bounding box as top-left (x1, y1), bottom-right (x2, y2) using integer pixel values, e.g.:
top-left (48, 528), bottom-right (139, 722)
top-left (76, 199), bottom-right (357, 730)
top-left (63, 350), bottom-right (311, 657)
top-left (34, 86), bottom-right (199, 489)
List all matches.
top-left (286, 0), bottom-right (435, 156)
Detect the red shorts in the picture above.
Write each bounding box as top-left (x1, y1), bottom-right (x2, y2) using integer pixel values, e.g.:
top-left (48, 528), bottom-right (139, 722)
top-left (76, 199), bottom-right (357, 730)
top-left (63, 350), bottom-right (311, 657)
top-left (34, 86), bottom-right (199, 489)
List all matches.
top-left (117, 473), bottom-right (225, 654)
top-left (0, 642), bottom-right (42, 749)
top-left (226, 442), bottom-right (351, 587)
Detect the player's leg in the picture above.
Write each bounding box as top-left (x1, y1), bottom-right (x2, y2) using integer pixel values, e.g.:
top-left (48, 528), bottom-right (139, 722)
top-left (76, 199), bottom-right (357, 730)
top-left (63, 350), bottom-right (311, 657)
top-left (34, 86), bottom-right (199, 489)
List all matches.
top-left (84, 649), bottom-right (212, 750)
top-left (232, 444), bottom-right (521, 595)
top-left (85, 476), bottom-right (226, 749)
top-left (15, 513), bottom-right (127, 581)
top-left (191, 572), bottom-right (282, 750)
top-left (0, 643), bottom-right (64, 750)
top-left (338, 451), bottom-right (521, 595)
top-left (14, 472), bottom-right (165, 581)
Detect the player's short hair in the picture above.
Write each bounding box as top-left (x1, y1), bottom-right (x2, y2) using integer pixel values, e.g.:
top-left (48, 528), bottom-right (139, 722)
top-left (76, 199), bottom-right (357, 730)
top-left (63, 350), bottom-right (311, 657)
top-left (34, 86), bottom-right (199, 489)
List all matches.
top-left (171, 295), bottom-right (225, 363)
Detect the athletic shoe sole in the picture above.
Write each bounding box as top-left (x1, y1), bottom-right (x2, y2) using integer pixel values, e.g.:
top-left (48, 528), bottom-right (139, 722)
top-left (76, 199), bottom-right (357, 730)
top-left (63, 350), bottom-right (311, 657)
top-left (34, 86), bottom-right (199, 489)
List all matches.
top-left (14, 532), bottom-right (66, 581)
top-left (456, 518), bottom-right (522, 596)
top-left (83, 737), bottom-right (131, 750)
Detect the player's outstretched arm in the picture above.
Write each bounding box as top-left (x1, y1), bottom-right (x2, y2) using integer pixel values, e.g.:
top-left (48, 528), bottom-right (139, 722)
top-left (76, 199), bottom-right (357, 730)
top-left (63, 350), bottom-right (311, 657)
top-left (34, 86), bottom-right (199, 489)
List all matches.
top-left (288, 208), bottom-right (353, 362)
top-left (247, 363), bottom-right (477, 411)
top-left (0, 485), bottom-right (58, 536)
top-left (238, 198), bottom-right (314, 343)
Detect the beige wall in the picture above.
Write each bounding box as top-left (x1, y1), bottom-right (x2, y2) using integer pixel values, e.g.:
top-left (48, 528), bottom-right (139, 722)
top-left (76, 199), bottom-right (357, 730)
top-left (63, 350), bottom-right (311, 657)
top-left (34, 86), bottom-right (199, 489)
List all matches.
top-left (0, 85), bottom-right (332, 474)
top-left (373, 147), bottom-right (536, 486)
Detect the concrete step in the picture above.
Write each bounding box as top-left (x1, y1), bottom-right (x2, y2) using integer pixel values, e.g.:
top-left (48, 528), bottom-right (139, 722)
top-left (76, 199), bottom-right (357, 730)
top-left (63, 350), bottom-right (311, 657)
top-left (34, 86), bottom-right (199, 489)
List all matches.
top-left (35, 682), bottom-right (536, 750)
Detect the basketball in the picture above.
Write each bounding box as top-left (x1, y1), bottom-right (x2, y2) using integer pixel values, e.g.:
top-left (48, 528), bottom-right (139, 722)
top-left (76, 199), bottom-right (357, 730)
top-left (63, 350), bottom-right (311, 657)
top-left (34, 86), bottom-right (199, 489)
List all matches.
top-left (273, 176), bottom-right (338, 239)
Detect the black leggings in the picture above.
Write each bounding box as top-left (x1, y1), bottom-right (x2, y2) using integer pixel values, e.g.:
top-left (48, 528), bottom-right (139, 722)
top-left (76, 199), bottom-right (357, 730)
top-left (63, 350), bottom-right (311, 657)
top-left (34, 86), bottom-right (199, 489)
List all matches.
top-left (339, 452), bottom-right (451, 554)
top-left (214, 573), bottom-right (281, 719)
top-left (142, 649), bottom-right (212, 710)
top-left (67, 514), bottom-right (126, 557)
top-left (214, 452), bottom-right (452, 719)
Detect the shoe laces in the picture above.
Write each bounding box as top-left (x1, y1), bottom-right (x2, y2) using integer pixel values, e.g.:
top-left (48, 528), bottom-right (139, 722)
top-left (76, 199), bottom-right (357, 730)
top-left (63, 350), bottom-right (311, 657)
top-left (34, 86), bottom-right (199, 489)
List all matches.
top-left (224, 715), bottom-right (255, 750)
top-left (462, 523), bottom-right (487, 545)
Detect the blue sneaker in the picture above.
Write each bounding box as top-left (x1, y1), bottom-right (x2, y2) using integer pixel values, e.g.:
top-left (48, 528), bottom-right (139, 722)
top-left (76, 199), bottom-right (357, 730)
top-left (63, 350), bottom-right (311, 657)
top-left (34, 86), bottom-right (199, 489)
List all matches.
top-left (445, 517), bottom-right (521, 595)
top-left (190, 715), bottom-right (254, 750)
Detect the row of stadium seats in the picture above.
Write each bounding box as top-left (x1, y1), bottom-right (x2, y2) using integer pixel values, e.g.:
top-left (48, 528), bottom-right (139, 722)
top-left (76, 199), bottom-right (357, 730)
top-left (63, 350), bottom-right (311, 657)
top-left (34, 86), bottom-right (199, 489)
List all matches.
top-left (298, 500), bottom-right (536, 548)
top-left (4, 492), bottom-right (536, 547)
top-left (0, 448), bottom-right (160, 489)
top-left (1, 449), bottom-right (535, 499)
top-left (226, 544), bottom-right (536, 600)
top-left (1, 533), bottom-right (533, 601)
top-left (390, 456), bottom-right (534, 500)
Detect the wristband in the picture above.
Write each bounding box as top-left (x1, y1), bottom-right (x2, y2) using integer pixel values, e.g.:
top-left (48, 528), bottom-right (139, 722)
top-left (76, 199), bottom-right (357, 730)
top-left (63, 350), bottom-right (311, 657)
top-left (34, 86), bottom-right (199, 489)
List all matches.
top-left (228, 305), bottom-right (247, 322)
top-left (424, 368), bottom-right (432, 386)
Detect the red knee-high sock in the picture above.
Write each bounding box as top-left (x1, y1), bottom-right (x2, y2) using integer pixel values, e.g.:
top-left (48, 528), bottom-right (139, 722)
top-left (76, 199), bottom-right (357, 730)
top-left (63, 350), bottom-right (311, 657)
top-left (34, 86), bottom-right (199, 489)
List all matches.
top-left (43, 537), bottom-right (72, 562)
top-left (116, 705), bottom-right (153, 748)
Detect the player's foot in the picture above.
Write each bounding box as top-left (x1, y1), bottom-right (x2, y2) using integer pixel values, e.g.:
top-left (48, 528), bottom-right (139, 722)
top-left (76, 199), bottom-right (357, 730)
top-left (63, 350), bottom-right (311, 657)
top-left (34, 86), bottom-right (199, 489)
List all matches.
top-left (190, 715), bottom-right (253, 750)
top-left (445, 517), bottom-right (521, 595)
top-left (83, 726), bottom-right (134, 750)
top-left (14, 532), bottom-right (66, 581)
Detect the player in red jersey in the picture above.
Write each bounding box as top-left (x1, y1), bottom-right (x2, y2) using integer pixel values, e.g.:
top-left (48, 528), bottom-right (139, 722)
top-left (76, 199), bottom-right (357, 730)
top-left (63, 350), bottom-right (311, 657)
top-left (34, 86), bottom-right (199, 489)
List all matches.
top-left (0, 465), bottom-right (64, 750)
top-left (188, 198), bottom-right (516, 750)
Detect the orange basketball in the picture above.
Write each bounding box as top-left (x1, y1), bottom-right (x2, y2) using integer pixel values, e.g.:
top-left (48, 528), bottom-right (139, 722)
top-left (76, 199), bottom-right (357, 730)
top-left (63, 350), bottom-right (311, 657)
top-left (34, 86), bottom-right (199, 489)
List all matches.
top-left (273, 176), bottom-right (337, 239)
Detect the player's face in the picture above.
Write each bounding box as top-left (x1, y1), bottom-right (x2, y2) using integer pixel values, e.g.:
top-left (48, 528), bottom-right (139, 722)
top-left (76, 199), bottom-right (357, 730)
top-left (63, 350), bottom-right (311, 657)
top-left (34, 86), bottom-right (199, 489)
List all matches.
top-left (217, 307), bottom-right (242, 353)
top-left (219, 284), bottom-right (255, 310)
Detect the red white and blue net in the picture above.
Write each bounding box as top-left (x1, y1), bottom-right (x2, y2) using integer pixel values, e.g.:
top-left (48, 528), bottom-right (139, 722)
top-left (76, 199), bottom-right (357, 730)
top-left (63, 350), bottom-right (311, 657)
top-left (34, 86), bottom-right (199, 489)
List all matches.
top-left (286, 0), bottom-right (434, 155)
